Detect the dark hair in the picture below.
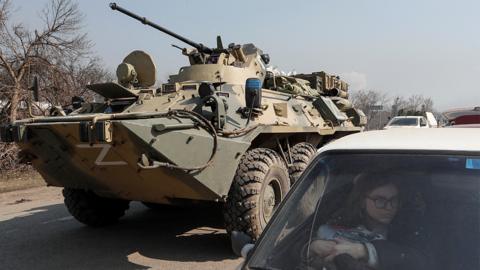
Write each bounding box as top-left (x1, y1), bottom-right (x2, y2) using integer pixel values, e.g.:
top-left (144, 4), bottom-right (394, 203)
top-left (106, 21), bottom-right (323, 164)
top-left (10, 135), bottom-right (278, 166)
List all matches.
top-left (329, 171), bottom-right (402, 227)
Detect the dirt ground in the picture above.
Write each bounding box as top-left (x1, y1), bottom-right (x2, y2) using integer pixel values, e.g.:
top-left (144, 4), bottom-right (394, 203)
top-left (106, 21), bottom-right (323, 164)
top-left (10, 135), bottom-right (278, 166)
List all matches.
top-left (0, 170), bottom-right (46, 193)
top-left (0, 186), bottom-right (243, 270)
top-left (0, 173), bottom-right (243, 269)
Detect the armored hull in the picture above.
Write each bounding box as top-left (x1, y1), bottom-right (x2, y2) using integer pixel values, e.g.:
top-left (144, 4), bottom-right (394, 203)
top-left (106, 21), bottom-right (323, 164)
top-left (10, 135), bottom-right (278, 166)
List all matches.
top-left (10, 84), bottom-right (361, 203)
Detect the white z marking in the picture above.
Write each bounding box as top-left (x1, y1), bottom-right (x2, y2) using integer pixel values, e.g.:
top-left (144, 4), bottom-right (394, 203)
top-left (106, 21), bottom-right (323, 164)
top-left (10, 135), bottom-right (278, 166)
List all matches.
top-left (76, 144), bottom-right (127, 166)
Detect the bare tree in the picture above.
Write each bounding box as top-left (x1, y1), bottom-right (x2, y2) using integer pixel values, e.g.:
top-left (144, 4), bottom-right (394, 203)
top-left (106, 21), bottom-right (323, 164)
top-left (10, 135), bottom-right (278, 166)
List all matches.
top-left (394, 95), bottom-right (435, 116)
top-left (0, 0), bottom-right (91, 122)
top-left (344, 88), bottom-right (440, 130)
top-left (35, 54), bottom-right (110, 109)
top-left (351, 90), bottom-right (389, 112)
top-left (405, 94), bottom-right (424, 114)
top-left (0, 0), bottom-right (110, 172)
top-left (422, 97), bottom-right (434, 112)
top-left (390, 96), bottom-right (406, 117)
top-left (350, 89), bottom-right (390, 130)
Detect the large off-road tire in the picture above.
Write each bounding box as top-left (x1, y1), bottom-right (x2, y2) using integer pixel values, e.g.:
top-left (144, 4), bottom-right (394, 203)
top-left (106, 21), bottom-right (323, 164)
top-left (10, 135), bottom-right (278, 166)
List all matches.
top-left (224, 148), bottom-right (290, 240)
top-left (63, 188), bottom-right (130, 227)
top-left (288, 142), bottom-right (316, 184)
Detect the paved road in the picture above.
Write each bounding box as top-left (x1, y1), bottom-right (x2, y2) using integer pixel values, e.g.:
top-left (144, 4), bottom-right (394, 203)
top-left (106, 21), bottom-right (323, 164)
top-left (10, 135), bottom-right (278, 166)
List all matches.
top-left (0, 187), bottom-right (242, 270)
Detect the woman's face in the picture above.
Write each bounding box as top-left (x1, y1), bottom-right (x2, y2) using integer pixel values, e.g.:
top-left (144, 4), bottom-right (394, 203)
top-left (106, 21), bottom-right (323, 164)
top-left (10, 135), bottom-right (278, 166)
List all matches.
top-left (364, 183), bottom-right (399, 225)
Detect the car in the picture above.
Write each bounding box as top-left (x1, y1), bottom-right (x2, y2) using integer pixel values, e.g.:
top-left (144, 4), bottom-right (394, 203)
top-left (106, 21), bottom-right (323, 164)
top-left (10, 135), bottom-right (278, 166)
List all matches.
top-left (383, 116), bottom-right (431, 129)
top-left (235, 128), bottom-right (480, 270)
top-left (443, 107), bottom-right (480, 125)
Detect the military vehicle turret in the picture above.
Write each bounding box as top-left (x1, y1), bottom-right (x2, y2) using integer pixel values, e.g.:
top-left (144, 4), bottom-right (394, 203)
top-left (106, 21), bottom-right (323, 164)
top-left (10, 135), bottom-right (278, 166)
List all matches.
top-left (0, 3), bottom-right (366, 242)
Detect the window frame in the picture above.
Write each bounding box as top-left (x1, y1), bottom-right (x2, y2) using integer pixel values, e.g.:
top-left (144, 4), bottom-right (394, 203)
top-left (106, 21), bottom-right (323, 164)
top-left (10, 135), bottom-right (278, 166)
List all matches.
top-left (243, 149), bottom-right (480, 270)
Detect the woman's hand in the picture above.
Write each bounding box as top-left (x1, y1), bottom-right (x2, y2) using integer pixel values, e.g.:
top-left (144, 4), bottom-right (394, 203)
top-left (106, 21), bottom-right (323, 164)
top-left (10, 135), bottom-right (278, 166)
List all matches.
top-left (324, 238), bottom-right (368, 261)
top-left (310, 239), bottom-right (337, 258)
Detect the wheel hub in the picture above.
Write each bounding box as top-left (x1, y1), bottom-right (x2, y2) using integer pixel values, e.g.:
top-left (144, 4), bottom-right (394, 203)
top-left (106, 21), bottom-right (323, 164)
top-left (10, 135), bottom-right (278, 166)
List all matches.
top-left (263, 181), bottom-right (278, 221)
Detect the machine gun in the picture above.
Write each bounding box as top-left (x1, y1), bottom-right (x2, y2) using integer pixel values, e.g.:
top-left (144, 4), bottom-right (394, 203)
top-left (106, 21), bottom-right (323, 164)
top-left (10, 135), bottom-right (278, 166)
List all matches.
top-left (110, 3), bottom-right (269, 68)
top-left (109, 3), bottom-right (227, 56)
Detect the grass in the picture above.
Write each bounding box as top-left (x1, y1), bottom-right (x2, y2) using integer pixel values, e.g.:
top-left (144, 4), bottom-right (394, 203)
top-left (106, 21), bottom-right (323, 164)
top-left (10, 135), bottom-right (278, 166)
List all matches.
top-left (0, 170), bottom-right (46, 193)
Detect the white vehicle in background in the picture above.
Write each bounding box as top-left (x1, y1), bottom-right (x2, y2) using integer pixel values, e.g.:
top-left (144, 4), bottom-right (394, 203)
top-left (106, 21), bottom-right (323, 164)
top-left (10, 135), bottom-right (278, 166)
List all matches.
top-left (384, 115), bottom-right (432, 129)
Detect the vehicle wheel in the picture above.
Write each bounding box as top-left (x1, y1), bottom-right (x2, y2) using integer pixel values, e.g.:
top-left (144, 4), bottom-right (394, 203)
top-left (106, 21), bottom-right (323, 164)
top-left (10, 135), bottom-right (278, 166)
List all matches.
top-left (288, 142), bottom-right (316, 184)
top-left (63, 188), bottom-right (130, 227)
top-left (224, 148), bottom-right (290, 240)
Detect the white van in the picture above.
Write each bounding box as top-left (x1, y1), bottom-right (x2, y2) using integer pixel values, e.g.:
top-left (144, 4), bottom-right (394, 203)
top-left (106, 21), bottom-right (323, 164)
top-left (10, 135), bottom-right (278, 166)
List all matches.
top-left (383, 116), bottom-right (430, 129)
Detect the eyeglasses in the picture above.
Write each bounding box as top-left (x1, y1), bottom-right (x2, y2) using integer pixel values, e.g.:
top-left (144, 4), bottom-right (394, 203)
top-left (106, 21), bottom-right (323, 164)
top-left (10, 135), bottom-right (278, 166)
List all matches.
top-left (367, 196), bottom-right (400, 209)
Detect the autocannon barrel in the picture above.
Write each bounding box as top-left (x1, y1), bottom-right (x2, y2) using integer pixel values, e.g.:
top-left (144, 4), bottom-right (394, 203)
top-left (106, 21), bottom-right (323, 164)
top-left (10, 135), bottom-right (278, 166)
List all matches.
top-left (109, 3), bottom-right (213, 54)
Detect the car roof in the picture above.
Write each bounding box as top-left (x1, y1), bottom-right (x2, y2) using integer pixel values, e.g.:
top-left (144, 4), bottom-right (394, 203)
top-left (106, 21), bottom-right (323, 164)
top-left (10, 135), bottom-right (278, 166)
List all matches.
top-left (443, 107), bottom-right (480, 120)
top-left (319, 129), bottom-right (480, 152)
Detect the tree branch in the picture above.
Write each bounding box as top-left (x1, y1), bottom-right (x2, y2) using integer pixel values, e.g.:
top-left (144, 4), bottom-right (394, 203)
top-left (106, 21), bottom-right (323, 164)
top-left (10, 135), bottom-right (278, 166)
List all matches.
top-left (0, 49), bottom-right (16, 81)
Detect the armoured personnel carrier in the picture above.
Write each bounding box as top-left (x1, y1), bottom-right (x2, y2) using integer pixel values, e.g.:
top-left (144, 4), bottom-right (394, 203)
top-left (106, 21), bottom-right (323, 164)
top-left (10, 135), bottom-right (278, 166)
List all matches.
top-left (0, 3), bottom-right (366, 241)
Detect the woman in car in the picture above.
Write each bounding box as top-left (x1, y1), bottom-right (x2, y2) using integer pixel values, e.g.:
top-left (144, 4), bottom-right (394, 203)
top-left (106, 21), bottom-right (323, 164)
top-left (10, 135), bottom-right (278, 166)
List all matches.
top-left (309, 171), bottom-right (431, 270)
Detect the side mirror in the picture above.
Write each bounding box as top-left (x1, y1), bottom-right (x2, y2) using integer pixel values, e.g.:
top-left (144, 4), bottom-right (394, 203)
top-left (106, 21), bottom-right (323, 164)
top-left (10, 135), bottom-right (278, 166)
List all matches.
top-left (29, 76), bottom-right (39, 102)
top-left (231, 231), bottom-right (254, 257)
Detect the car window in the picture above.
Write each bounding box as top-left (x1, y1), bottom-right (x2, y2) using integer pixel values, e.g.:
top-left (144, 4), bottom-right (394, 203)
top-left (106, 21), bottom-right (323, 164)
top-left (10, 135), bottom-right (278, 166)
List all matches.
top-left (388, 118), bottom-right (419, 126)
top-left (245, 160), bottom-right (327, 268)
top-left (246, 153), bottom-right (480, 270)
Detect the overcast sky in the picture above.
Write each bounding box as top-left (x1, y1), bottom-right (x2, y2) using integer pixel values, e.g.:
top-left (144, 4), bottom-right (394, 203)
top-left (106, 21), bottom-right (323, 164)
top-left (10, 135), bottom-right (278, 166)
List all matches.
top-left (9, 0), bottom-right (480, 110)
